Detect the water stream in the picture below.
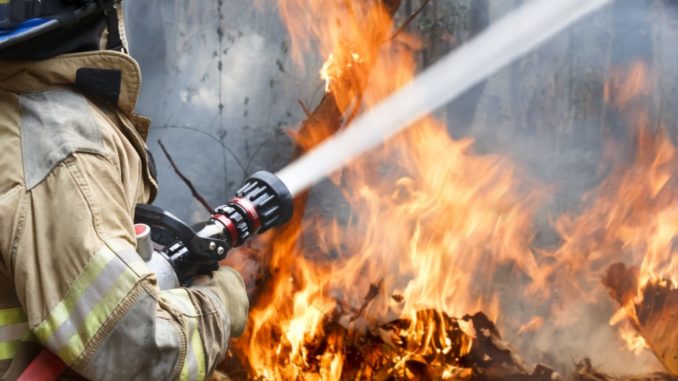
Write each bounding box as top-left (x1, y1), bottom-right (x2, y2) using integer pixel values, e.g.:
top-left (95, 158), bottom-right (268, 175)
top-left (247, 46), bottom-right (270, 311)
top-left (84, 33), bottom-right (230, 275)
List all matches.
top-left (276, 0), bottom-right (612, 196)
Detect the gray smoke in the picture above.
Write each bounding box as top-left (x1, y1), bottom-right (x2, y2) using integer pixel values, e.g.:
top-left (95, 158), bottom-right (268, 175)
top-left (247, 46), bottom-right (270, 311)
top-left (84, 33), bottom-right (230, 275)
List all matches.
top-left (125, 0), bottom-right (676, 374)
top-left (125, 0), bottom-right (323, 222)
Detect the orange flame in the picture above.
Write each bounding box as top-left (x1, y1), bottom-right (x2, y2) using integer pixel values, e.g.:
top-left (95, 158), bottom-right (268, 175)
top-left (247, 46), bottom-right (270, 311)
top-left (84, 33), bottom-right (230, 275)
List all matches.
top-left (618, 319), bottom-right (649, 355)
top-left (231, 1), bottom-right (674, 377)
top-left (233, 0), bottom-right (541, 377)
top-left (544, 62), bottom-right (677, 358)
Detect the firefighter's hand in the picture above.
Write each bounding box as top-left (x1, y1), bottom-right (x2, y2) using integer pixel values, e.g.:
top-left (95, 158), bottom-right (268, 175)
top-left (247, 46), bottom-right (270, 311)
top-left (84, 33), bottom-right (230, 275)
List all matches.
top-left (199, 266), bottom-right (249, 337)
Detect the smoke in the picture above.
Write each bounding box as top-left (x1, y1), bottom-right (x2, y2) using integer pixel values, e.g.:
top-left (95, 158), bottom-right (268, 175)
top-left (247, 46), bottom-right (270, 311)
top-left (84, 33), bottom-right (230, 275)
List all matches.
top-left (455, 0), bottom-right (673, 373)
top-left (124, 0), bottom-right (321, 222)
top-left (125, 0), bottom-right (675, 375)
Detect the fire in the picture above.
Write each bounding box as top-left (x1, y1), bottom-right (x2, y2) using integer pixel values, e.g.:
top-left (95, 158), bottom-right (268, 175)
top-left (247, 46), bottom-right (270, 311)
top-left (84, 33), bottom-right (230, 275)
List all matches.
top-left (319, 53), bottom-right (363, 92)
top-left (533, 123), bottom-right (678, 304)
top-left (548, 61), bottom-right (677, 362)
top-left (232, 0), bottom-right (540, 377)
top-left (226, 1), bottom-right (676, 378)
top-left (615, 317), bottom-right (649, 356)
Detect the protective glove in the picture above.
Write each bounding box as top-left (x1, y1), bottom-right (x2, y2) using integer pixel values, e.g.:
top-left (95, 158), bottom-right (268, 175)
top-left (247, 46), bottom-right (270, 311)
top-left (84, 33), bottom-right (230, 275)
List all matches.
top-left (200, 266), bottom-right (249, 337)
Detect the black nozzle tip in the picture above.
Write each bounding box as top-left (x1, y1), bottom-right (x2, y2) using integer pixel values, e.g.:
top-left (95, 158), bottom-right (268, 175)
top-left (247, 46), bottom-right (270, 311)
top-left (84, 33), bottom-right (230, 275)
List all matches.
top-left (233, 171), bottom-right (293, 234)
top-left (249, 171), bottom-right (293, 222)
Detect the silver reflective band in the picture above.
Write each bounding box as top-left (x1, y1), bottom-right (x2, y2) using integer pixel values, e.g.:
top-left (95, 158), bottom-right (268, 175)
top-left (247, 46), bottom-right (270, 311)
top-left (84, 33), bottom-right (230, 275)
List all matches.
top-left (33, 244), bottom-right (140, 365)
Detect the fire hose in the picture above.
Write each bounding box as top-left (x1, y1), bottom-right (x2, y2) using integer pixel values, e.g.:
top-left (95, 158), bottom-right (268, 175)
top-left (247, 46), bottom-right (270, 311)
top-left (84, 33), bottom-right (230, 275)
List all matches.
top-left (17, 171), bottom-right (293, 381)
top-left (133, 170), bottom-right (294, 286)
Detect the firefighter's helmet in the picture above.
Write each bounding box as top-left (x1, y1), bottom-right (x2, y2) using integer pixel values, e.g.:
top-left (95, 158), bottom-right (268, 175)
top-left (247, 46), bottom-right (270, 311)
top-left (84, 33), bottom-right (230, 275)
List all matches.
top-left (0, 0), bottom-right (125, 55)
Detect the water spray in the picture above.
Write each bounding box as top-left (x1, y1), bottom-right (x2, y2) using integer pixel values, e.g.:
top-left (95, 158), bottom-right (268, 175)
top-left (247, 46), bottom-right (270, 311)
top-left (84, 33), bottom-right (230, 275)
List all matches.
top-left (277, 0), bottom-right (612, 196)
top-left (135, 0), bottom-right (611, 287)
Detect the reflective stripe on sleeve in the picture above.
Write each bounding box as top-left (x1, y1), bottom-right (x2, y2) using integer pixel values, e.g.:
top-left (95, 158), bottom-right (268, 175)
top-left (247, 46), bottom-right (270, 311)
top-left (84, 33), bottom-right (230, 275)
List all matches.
top-left (164, 289), bottom-right (206, 381)
top-left (0, 341), bottom-right (20, 361)
top-left (105, 238), bottom-right (148, 277)
top-left (0, 308), bottom-right (33, 360)
top-left (0, 308), bottom-right (26, 326)
top-left (33, 243), bottom-right (141, 365)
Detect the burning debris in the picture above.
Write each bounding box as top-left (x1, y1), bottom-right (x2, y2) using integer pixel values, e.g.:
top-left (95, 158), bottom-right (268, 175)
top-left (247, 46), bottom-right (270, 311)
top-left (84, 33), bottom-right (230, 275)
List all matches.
top-left (604, 263), bottom-right (678, 375)
top-left (221, 309), bottom-right (561, 380)
top-left (218, 304), bottom-right (675, 380)
top-left (202, 0), bottom-right (678, 379)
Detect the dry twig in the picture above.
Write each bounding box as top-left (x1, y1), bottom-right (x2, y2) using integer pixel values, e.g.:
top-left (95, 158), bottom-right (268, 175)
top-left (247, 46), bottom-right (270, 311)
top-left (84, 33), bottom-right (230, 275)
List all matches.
top-left (157, 139), bottom-right (213, 213)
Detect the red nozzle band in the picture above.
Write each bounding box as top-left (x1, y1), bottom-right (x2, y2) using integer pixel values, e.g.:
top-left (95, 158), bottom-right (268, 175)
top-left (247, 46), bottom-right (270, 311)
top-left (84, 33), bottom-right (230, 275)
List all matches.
top-left (232, 197), bottom-right (262, 232)
top-left (212, 214), bottom-right (239, 245)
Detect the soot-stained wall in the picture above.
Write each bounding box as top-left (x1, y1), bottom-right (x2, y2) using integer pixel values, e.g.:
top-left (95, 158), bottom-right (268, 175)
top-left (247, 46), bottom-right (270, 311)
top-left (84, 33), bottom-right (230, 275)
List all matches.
top-left (125, 0), bottom-right (325, 223)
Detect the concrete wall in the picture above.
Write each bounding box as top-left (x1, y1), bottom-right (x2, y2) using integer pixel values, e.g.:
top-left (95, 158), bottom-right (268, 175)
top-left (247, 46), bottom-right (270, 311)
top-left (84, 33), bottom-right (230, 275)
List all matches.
top-left (125, 0), bottom-right (325, 223)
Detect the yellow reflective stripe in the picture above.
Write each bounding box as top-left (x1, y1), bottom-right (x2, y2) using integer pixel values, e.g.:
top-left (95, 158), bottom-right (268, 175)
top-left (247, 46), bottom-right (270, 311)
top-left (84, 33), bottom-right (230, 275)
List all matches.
top-left (34, 249), bottom-right (112, 343)
top-left (0, 341), bottom-right (20, 361)
top-left (0, 0), bottom-right (9, 5)
top-left (57, 269), bottom-right (138, 364)
top-left (179, 318), bottom-right (206, 381)
top-left (190, 325), bottom-right (206, 381)
top-left (0, 308), bottom-right (37, 361)
top-left (179, 318), bottom-right (205, 381)
top-left (166, 290), bottom-right (206, 381)
top-left (180, 361), bottom-right (189, 380)
top-left (0, 308), bottom-right (26, 326)
top-left (34, 245), bottom-right (140, 365)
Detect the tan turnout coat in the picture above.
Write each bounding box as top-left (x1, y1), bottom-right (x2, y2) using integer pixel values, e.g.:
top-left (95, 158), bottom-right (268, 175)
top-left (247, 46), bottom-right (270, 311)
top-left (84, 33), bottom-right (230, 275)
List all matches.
top-left (0, 51), bottom-right (248, 380)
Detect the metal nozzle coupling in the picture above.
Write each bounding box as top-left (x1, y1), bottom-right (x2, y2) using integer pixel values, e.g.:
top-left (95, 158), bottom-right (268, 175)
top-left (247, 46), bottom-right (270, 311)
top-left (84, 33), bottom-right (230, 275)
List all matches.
top-left (212, 171), bottom-right (293, 247)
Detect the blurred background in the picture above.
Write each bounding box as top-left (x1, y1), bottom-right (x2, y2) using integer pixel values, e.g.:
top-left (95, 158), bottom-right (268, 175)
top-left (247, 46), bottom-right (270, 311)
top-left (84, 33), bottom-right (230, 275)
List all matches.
top-left (124, 0), bottom-right (678, 373)
top-left (125, 0), bottom-right (678, 223)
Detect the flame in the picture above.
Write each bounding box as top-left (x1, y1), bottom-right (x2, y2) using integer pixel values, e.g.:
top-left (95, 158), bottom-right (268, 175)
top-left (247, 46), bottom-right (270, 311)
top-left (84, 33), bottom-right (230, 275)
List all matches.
top-left (517, 316), bottom-right (544, 335)
top-left (533, 122), bottom-right (678, 302)
top-left (229, 0), bottom-right (676, 377)
top-left (320, 53), bottom-right (363, 92)
top-left (233, 0), bottom-right (541, 377)
top-left (545, 62), bottom-right (677, 357)
top-left (619, 320), bottom-right (650, 355)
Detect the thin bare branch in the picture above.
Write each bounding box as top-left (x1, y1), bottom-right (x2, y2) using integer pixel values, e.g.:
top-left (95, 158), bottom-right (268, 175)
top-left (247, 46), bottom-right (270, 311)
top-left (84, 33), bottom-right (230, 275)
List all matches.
top-left (390, 0), bottom-right (431, 40)
top-left (157, 139), bottom-right (213, 213)
top-left (298, 99), bottom-right (312, 117)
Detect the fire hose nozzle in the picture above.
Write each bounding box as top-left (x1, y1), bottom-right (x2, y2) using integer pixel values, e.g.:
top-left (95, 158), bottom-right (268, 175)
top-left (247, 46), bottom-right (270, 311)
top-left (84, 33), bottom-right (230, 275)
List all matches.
top-left (212, 171), bottom-right (294, 247)
top-left (135, 171), bottom-right (293, 286)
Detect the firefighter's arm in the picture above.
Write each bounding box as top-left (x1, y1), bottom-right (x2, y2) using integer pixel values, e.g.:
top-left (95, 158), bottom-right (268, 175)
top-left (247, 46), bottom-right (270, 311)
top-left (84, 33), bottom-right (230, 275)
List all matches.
top-left (13, 152), bottom-right (247, 380)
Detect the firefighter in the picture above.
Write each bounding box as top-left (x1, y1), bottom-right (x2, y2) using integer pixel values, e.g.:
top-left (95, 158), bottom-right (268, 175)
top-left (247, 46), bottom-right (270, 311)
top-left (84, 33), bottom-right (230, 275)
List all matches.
top-left (0, 1), bottom-right (250, 380)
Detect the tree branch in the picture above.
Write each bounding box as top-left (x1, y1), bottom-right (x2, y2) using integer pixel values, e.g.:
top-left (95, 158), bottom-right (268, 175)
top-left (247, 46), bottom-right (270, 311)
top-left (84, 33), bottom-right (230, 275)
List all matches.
top-left (157, 139), bottom-right (213, 213)
top-left (389, 0), bottom-right (431, 41)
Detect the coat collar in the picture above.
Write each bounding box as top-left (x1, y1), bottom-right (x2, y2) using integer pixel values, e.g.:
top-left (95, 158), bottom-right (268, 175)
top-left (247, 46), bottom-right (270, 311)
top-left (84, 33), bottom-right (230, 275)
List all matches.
top-left (0, 50), bottom-right (142, 116)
